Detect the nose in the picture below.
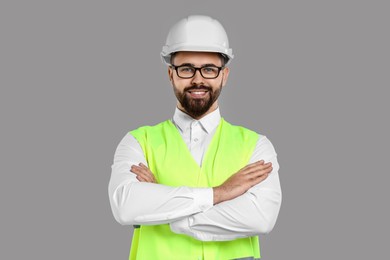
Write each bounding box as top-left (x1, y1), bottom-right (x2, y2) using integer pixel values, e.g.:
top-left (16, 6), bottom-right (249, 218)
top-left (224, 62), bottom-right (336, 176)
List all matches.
top-left (191, 69), bottom-right (204, 85)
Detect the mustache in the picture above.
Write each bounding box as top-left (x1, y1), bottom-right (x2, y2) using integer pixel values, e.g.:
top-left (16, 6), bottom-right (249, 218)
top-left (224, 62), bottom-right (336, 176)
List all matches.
top-left (184, 85), bottom-right (212, 92)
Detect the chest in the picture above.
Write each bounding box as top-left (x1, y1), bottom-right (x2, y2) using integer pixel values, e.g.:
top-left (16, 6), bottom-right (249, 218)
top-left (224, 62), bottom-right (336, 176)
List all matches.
top-left (132, 119), bottom-right (258, 188)
top-left (149, 133), bottom-right (253, 188)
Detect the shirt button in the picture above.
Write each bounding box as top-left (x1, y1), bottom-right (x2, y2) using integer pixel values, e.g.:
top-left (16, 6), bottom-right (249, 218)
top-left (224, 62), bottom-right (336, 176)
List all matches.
top-left (194, 138), bottom-right (199, 142)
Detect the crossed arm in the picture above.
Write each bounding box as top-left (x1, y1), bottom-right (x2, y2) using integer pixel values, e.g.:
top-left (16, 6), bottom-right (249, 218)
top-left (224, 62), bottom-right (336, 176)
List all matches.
top-left (108, 133), bottom-right (282, 241)
top-left (131, 160), bottom-right (272, 206)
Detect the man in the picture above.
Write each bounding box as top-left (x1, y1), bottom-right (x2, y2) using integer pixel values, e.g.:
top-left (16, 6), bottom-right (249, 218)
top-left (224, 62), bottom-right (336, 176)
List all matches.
top-left (109, 15), bottom-right (282, 260)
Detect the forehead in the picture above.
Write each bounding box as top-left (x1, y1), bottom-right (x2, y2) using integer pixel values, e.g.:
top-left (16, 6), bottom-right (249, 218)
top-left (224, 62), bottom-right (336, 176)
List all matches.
top-left (173, 51), bottom-right (222, 66)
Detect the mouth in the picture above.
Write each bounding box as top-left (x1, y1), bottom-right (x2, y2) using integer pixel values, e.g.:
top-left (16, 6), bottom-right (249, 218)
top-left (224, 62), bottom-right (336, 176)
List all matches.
top-left (187, 89), bottom-right (209, 98)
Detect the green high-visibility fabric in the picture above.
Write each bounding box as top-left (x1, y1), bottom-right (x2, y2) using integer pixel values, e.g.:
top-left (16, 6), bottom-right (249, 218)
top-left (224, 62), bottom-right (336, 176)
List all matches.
top-left (129, 118), bottom-right (260, 260)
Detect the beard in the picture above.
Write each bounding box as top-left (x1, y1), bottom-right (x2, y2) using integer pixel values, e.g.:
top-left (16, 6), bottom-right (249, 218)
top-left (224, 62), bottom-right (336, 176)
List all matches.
top-left (173, 82), bottom-right (222, 118)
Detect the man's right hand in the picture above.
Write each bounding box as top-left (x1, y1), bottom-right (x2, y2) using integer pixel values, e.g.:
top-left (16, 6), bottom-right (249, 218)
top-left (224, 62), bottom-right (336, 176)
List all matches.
top-left (213, 160), bottom-right (272, 205)
top-left (131, 163), bottom-right (157, 183)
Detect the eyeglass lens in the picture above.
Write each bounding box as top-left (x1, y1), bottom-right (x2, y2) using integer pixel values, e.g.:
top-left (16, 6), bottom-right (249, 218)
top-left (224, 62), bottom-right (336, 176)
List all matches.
top-left (176, 66), bottom-right (221, 79)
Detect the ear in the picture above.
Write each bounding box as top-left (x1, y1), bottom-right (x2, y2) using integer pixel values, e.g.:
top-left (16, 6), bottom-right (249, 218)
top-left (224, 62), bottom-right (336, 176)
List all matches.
top-left (168, 67), bottom-right (174, 82)
top-left (221, 67), bottom-right (230, 87)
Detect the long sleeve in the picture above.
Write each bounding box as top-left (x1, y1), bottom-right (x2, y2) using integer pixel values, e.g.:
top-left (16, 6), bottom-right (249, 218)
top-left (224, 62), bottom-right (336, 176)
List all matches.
top-left (108, 133), bottom-right (213, 226)
top-left (170, 135), bottom-right (282, 241)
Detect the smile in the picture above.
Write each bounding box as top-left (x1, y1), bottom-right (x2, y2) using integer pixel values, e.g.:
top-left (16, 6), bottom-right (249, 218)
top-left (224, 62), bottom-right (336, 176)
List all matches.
top-left (187, 90), bottom-right (208, 98)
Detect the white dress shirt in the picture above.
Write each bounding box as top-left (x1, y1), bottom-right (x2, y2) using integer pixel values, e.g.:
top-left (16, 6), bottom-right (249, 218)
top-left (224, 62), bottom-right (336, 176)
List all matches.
top-left (108, 107), bottom-right (282, 241)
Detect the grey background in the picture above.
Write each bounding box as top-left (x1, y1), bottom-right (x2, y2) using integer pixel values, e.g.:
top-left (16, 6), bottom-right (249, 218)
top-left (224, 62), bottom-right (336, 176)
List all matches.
top-left (1, 0), bottom-right (389, 259)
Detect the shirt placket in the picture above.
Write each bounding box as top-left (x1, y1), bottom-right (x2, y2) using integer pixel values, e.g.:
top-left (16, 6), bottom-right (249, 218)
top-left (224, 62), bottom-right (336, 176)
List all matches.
top-left (190, 121), bottom-right (203, 165)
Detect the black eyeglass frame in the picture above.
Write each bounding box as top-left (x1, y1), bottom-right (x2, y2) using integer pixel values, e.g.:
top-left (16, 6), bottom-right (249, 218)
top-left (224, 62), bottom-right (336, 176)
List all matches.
top-left (170, 64), bottom-right (225, 79)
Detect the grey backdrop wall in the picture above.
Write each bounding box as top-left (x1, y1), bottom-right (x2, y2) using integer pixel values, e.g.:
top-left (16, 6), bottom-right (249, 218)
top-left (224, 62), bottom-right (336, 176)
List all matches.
top-left (1, 0), bottom-right (389, 259)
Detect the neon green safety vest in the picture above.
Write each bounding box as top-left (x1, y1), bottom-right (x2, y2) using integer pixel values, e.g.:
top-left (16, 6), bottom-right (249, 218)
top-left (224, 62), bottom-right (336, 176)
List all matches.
top-left (130, 118), bottom-right (260, 260)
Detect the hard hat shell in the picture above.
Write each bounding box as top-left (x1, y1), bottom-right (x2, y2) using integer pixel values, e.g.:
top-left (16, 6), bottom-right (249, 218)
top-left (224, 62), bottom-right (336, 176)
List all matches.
top-left (161, 15), bottom-right (234, 65)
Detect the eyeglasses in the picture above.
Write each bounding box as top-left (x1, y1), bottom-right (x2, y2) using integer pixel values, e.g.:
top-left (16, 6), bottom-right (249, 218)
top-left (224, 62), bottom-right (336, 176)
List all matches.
top-left (170, 65), bottom-right (224, 79)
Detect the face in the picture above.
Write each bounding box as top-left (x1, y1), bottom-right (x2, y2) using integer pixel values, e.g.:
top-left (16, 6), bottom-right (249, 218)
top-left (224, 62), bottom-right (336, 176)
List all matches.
top-left (168, 52), bottom-right (229, 119)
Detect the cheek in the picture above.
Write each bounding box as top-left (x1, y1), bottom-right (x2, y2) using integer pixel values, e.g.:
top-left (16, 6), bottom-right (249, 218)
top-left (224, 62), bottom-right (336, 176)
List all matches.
top-left (172, 77), bottom-right (191, 87)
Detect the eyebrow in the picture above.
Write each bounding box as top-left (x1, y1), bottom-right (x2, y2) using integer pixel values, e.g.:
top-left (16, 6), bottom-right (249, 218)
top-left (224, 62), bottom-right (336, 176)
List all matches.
top-left (176, 63), bottom-right (195, 66)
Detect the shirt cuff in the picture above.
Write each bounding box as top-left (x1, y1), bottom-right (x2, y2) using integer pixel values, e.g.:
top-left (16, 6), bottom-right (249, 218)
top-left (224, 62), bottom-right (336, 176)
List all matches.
top-left (194, 187), bottom-right (213, 212)
top-left (170, 216), bottom-right (215, 241)
top-left (170, 188), bottom-right (213, 240)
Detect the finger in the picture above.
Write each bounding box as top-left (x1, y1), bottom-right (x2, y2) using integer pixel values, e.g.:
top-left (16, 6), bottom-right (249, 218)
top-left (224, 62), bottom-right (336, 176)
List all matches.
top-left (136, 175), bottom-right (149, 182)
top-left (146, 174), bottom-right (155, 183)
top-left (139, 163), bottom-right (148, 169)
top-left (136, 163), bottom-right (153, 174)
top-left (242, 162), bottom-right (272, 175)
top-left (247, 165), bottom-right (273, 178)
top-left (130, 165), bottom-right (140, 174)
top-left (237, 161), bottom-right (263, 175)
top-left (151, 175), bottom-right (157, 183)
top-left (253, 162), bottom-right (272, 171)
top-left (131, 166), bottom-right (154, 181)
top-left (131, 165), bottom-right (145, 175)
top-left (239, 160), bottom-right (263, 172)
top-left (252, 171), bottom-right (270, 186)
top-left (138, 171), bottom-right (155, 183)
top-left (131, 164), bottom-right (148, 171)
top-left (244, 160), bottom-right (269, 172)
top-left (136, 166), bottom-right (156, 182)
top-left (138, 175), bottom-right (155, 183)
top-left (245, 160), bottom-right (265, 169)
top-left (137, 171), bottom-right (155, 183)
top-left (132, 165), bottom-right (151, 175)
top-left (249, 170), bottom-right (271, 186)
top-left (139, 164), bottom-right (157, 183)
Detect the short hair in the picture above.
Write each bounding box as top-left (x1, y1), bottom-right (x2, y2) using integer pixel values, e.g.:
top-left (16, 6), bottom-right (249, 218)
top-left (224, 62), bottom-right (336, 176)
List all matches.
top-left (170, 52), bottom-right (228, 67)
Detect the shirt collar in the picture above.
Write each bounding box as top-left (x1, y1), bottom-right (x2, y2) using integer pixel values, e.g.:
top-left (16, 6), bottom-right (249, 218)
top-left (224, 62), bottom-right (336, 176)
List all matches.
top-left (172, 107), bottom-right (221, 134)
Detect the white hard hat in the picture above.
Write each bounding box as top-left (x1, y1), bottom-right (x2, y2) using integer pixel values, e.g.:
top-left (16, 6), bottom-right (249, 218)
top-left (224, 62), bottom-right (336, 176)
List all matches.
top-left (161, 15), bottom-right (234, 65)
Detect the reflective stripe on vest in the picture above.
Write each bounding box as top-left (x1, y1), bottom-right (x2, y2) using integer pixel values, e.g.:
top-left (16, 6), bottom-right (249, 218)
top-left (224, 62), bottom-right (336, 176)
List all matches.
top-left (130, 118), bottom-right (260, 260)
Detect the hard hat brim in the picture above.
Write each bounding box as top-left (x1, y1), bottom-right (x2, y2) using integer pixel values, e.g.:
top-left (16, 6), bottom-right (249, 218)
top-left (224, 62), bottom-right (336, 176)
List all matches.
top-left (161, 43), bottom-right (234, 65)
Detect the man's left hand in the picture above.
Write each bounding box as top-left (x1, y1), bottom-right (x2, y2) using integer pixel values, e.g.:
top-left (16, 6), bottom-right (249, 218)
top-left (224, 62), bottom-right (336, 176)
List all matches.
top-left (130, 163), bottom-right (157, 183)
